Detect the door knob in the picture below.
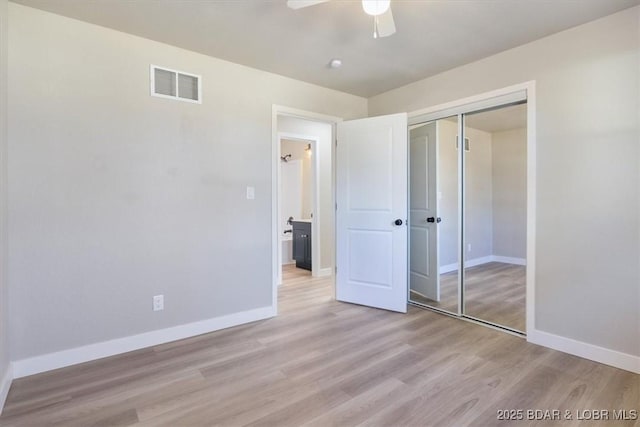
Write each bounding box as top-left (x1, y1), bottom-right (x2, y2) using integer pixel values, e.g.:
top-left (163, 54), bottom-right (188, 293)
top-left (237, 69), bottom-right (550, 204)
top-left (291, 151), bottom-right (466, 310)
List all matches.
top-left (426, 217), bottom-right (442, 223)
top-left (394, 219), bottom-right (403, 226)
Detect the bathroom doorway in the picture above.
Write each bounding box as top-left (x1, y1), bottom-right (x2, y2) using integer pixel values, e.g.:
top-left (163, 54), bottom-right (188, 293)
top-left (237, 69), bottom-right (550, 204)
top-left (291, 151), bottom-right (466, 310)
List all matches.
top-left (274, 110), bottom-right (338, 290)
top-left (279, 135), bottom-right (317, 280)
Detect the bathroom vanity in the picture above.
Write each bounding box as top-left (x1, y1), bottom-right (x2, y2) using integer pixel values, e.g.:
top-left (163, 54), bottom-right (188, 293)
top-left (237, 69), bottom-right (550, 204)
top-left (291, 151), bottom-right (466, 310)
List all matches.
top-left (291, 220), bottom-right (312, 271)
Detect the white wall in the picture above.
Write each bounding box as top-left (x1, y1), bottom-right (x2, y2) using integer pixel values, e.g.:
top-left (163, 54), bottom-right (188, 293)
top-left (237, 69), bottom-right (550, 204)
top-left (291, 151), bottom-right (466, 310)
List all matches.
top-left (277, 116), bottom-right (334, 271)
top-left (435, 119), bottom-right (458, 267)
top-left (436, 119), bottom-right (494, 267)
top-left (492, 128), bottom-right (527, 260)
top-left (280, 160), bottom-right (303, 232)
top-left (463, 126), bottom-right (494, 263)
top-left (370, 7), bottom-right (640, 356)
top-left (0, 0), bottom-right (10, 409)
top-left (280, 139), bottom-right (312, 222)
top-left (7, 4), bottom-right (366, 361)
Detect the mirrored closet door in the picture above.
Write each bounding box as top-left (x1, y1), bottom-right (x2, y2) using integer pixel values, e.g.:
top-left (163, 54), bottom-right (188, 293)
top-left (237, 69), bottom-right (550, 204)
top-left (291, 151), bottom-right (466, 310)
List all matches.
top-left (409, 101), bottom-right (528, 334)
top-left (409, 115), bottom-right (460, 315)
top-left (463, 103), bottom-right (527, 332)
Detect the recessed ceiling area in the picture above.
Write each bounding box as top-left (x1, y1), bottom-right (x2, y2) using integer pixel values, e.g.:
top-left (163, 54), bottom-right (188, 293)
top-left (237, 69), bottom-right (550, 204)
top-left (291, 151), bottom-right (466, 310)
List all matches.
top-left (12, 0), bottom-right (640, 97)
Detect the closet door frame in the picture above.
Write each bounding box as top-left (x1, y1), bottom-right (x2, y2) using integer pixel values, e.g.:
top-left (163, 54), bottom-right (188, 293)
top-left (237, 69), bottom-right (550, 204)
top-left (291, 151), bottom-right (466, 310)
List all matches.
top-left (407, 81), bottom-right (536, 337)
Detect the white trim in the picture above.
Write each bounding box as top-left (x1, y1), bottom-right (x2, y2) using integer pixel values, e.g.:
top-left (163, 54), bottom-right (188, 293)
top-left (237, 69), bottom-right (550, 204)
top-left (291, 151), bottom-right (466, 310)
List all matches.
top-left (0, 364), bottom-right (13, 415)
top-left (524, 81), bottom-right (537, 340)
top-left (273, 105), bottom-right (343, 124)
top-left (528, 328), bottom-right (640, 374)
top-left (439, 262), bottom-right (459, 274)
top-left (150, 64), bottom-right (202, 104)
top-left (457, 114), bottom-right (464, 316)
top-left (492, 255), bottom-right (526, 266)
top-left (408, 82), bottom-right (529, 122)
top-left (468, 256), bottom-right (489, 269)
top-left (12, 306), bottom-right (275, 379)
top-left (316, 267), bottom-right (333, 277)
top-left (441, 255), bottom-right (493, 274)
top-left (272, 105), bottom-right (342, 314)
top-left (440, 255), bottom-right (527, 274)
top-left (407, 80), bottom-right (536, 337)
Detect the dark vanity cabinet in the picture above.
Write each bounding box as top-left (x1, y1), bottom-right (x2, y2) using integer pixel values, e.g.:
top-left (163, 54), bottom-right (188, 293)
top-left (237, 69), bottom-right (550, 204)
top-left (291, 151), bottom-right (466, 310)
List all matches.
top-left (291, 221), bottom-right (312, 271)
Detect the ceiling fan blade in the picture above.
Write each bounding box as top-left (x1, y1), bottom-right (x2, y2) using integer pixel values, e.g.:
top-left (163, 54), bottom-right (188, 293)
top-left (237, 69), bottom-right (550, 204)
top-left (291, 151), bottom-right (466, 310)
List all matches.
top-left (376, 7), bottom-right (396, 37)
top-left (287, 0), bottom-right (330, 10)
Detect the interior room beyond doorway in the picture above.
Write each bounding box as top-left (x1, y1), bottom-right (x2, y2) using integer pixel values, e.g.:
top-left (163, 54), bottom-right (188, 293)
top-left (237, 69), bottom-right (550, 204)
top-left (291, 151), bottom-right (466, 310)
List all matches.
top-left (276, 114), bottom-right (335, 286)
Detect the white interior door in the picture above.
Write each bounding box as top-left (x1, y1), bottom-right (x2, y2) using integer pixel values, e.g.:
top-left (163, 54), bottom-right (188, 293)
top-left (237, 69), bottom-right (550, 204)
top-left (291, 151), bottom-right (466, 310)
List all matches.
top-left (336, 113), bottom-right (408, 313)
top-left (409, 122), bottom-right (440, 301)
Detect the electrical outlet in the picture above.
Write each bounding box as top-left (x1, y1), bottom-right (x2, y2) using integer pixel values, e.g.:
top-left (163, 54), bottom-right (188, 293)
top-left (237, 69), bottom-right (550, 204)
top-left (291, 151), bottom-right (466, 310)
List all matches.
top-left (467, 243), bottom-right (472, 252)
top-left (153, 295), bottom-right (164, 311)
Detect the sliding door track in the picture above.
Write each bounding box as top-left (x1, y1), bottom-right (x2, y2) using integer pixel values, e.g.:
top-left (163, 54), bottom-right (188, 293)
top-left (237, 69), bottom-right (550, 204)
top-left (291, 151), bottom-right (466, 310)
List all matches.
top-left (408, 301), bottom-right (526, 338)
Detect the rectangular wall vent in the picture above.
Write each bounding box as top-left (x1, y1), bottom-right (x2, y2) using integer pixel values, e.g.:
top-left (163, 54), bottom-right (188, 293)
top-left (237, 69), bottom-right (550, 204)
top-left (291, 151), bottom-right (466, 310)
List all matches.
top-left (150, 65), bottom-right (201, 104)
top-left (456, 136), bottom-right (471, 152)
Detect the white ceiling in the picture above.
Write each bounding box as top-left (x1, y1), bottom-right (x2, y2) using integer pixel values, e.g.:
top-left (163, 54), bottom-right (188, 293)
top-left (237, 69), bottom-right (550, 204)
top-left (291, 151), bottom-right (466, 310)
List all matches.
top-left (12, 0), bottom-right (640, 97)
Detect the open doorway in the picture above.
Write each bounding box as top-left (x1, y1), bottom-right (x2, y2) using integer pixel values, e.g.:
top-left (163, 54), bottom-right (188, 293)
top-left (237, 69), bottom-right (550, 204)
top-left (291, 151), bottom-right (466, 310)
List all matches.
top-left (279, 135), bottom-right (317, 282)
top-left (272, 107), bottom-right (340, 310)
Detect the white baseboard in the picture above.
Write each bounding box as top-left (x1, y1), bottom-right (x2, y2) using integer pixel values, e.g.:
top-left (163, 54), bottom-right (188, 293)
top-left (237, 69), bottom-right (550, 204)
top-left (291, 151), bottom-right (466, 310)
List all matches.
top-left (468, 255), bottom-right (494, 267)
top-left (492, 255), bottom-right (526, 266)
top-left (314, 267), bottom-right (333, 277)
top-left (12, 306), bottom-right (275, 379)
top-left (440, 255), bottom-right (493, 274)
top-left (440, 262), bottom-right (458, 274)
top-left (528, 328), bottom-right (640, 374)
top-left (440, 255), bottom-right (526, 273)
top-left (0, 363), bottom-right (13, 415)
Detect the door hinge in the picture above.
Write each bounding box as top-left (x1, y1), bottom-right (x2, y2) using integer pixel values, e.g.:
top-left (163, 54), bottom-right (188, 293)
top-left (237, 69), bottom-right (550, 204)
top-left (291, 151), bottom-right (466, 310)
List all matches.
top-left (335, 203), bottom-right (337, 211)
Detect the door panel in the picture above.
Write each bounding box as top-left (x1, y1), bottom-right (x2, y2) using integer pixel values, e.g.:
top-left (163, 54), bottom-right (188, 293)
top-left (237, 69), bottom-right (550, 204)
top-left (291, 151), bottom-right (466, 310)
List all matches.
top-left (409, 227), bottom-right (432, 293)
top-left (346, 128), bottom-right (393, 211)
top-left (409, 116), bottom-right (459, 314)
top-left (348, 230), bottom-right (393, 287)
top-left (409, 122), bottom-right (439, 301)
top-left (336, 113), bottom-right (408, 313)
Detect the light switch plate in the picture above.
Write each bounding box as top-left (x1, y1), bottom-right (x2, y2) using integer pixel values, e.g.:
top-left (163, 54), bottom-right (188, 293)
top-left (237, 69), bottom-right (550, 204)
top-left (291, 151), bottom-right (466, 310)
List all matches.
top-left (246, 186), bottom-right (255, 200)
top-left (153, 295), bottom-right (164, 311)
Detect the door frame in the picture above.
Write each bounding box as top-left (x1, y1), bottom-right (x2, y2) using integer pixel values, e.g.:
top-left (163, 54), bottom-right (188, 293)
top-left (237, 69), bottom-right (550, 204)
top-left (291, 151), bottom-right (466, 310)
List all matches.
top-left (277, 132), bottom-right (320, 283)
top-left (272, 105), bottom-right (342, 313)
top-left (406, 81), bottom-right (536, 336)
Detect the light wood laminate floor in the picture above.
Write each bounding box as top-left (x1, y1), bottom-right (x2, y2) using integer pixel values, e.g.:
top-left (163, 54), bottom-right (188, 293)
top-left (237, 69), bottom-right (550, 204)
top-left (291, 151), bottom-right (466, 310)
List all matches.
top-left (410, 262), bottom-right (526, 332)
top-left (2, 264), bottom-right (638, 426)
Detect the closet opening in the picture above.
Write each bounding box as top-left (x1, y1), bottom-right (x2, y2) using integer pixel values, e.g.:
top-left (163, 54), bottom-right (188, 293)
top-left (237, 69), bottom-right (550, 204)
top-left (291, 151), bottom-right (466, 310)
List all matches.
top-left (408, 97), bottom-right (530, 336)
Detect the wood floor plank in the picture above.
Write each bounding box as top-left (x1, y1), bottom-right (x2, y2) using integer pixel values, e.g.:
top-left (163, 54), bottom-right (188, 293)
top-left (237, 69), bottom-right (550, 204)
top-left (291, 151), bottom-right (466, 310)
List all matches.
top-left (411, 261), bottom-right (526, 331)
top-left (1, 264), bottom-right (637, 426)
